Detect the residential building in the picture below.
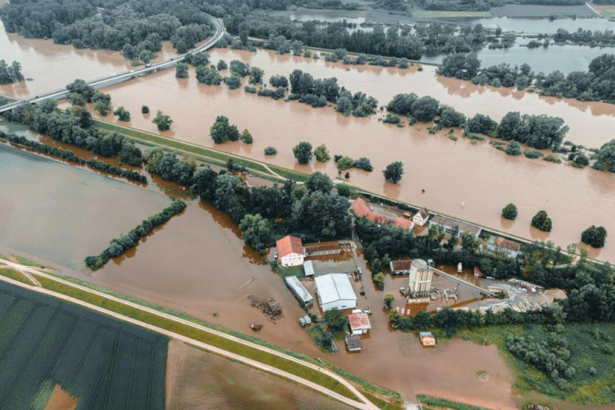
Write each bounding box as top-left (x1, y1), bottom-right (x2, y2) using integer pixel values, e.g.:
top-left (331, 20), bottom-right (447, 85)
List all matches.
top-left (413, 208), bottom-right (430, 226)
top-left (276, 235), bottom-right (305, 267)
top-left (408, 259), bottom-right (433, 298)
top-left (429, 215), bottom-right (482, 238)
top-left (345, 334), bottom-right (362, 352)
top-left (487, 236), bottom-right (522, 259)
top-left (348, 311), bottom-right (372, 335)
top-left (284, 276), bottom-right (314, 308)
top-left (314, 273), bottom-right (357, 311)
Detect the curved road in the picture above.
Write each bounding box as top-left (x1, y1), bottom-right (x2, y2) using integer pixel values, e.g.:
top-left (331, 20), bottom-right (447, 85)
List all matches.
top-left (0, 14), bottom-right (225, 114)
top-left (0, 257), bottom-right (377, 409)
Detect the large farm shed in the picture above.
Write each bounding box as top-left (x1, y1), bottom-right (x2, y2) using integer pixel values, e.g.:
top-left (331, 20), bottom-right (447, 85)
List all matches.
top-left (0, 280), bottom-right (167, 409)
top-left (314, 273), bottom-right (357, 312)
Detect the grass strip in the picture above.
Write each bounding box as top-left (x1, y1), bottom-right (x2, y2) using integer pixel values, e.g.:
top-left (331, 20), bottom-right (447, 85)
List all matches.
top-left (417, 394), bottom-right (492, 410)
top-left (362, 391), bottom-right (405, 410)
top-left (10, 254), bottom-right (45, 268)
top-left (32, 274), bottom-right (359, 401)
top-left (0, 268), bottom-right (33, 285)
top-left (93, 120), bottom-right (309, 182)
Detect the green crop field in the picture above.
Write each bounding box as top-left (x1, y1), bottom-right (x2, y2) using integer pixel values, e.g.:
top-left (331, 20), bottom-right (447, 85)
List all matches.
top-left (0, 280), bottom-right (168, 409)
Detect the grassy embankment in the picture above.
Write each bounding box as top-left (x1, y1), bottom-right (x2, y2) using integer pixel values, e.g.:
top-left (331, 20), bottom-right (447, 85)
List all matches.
top-left (94, 120), bottom-right (308, 182)
top-left (457, 324), bottom-right (615, 406)
top-left (6, 267), bottom-right (402, 407)
top-left (0, 267), bottom-right (32, 285)
top-left (417, 394), bottom-right (491, 410)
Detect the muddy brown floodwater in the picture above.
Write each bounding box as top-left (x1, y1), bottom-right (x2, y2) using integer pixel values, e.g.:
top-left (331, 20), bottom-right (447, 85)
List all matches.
top-left (0, 20), bottom-right (182, 98)
top-left (67, 48), bottom-right (615, 263)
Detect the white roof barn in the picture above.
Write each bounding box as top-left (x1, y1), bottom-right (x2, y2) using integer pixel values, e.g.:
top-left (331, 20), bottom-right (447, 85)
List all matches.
top-left (314, 274), bottom-right (357, 312)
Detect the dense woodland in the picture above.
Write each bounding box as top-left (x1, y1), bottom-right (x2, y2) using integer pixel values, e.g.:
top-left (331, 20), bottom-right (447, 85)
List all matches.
top-left (226, 15), bottom-right (517, 60)
top-left (0, 0), bottom-right (217, 58)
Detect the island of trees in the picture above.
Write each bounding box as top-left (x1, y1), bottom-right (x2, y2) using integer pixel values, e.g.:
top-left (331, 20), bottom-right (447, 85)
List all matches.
top-left (0, 60), bottom-right (24, 84)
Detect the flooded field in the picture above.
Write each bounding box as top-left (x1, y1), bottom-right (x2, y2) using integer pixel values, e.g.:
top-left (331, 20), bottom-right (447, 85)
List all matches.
top-left (0, 143), bottom-right (171, 268)
top-left (72, 48), bottom-right (615, 263)
top-left (422, 42), bottom-right (614, 75)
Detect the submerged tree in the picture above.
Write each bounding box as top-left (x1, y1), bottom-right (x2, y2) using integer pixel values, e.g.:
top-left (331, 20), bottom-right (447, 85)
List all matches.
top-left (293, 141), bottom-right (313, 164)
top-left (502, 203), bottom-right (518, 220)
top-left (152, 110), bottom-right (173, 131)
top-left (383, 161), bottom-right (404, 183)
top-left (581, 226), bottom-right (607, 248)
top-left (531, 210), bottom-right (552, 232)
top-left (113, 106), bottom-right (131, 122)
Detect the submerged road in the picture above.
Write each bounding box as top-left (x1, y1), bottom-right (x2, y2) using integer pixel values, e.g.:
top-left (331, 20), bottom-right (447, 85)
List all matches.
top-left (0, 14), bottom-right (225, 114)
top-left (0, 257), bottom-right (378, 410)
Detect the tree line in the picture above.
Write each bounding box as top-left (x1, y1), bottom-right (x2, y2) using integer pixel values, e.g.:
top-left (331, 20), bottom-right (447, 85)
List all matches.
top-left (85, 199), bottom-right (187, 270)
top-left (438, 53), bottom-right (615, 104)
top-left (553, 28), bottom-right (615, 47)
top-left (386, 92), bottom-right (569, 150)
top-left (0, 60), bottom-right (24, 84)
top-left (143, 148), bottom-right (353, 250)
top-left (2, 87), bottom-right (144, 167)
top-left (225, 14), bottom-right (515, 61)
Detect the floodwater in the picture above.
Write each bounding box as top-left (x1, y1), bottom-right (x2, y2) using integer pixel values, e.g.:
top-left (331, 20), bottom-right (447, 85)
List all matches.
top-left (466, 16), bottom-right (615, 33)
top-left (0, 20), bottom-right (182, 99)
top-left (422, 42), bottom-right (615, 75)
top-left (0, 142), bottom-right (171, 269)
top-left (79, 47), bottom-right (615, 263)
top-left (0, 138), bottom-right (518, 408)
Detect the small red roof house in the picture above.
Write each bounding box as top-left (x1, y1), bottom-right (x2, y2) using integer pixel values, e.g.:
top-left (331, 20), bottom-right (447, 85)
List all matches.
top-left (276, 235), bottom-right (305, 267)
top-left (351, 198), bottom-right (372, 218)
top-left (348, 312), bottom-right (372, 335)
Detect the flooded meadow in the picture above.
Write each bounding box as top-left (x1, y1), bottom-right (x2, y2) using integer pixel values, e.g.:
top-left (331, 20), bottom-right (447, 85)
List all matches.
top-left (59, 47), bottom-right (615, 263)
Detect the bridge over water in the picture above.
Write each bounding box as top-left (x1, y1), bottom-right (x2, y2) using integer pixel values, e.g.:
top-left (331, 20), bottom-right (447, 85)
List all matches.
top-left (0, 14), bottom-right (225, 114)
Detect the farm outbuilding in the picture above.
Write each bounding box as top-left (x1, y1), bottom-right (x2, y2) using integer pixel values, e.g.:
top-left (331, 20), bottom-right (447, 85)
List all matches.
top-left (345, 334), bottom-right (362, 352)
top-left (304, 243), bottom-right (342, 257)
top-left (303, 260), bottom-right (315, 277)
top-left (348, 312), bottom-right (372, 335)
top-left (285, 276), bottom-right (314, 308)
top-left (314, 273), bottom-right (357, 312)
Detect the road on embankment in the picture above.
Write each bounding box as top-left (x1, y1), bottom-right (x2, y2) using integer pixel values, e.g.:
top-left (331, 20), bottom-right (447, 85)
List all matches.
top-left (0, 257), bottom-right (378, 410)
